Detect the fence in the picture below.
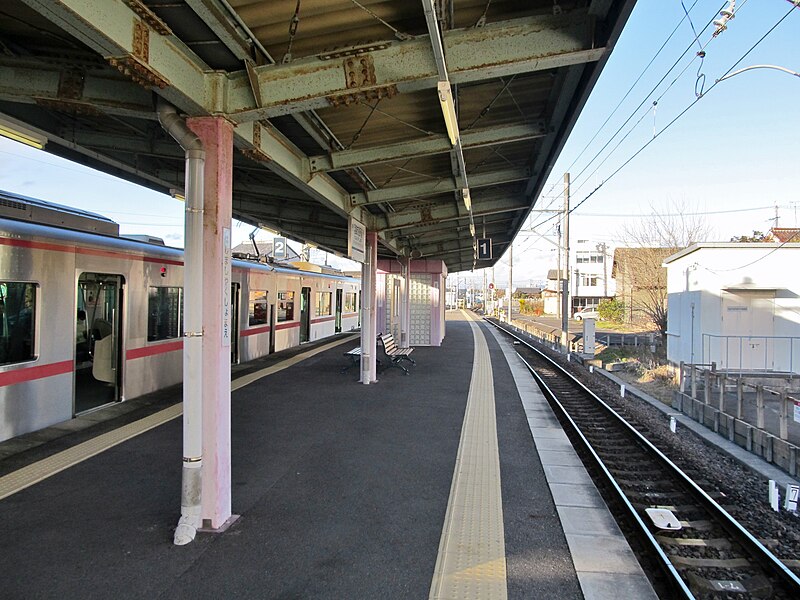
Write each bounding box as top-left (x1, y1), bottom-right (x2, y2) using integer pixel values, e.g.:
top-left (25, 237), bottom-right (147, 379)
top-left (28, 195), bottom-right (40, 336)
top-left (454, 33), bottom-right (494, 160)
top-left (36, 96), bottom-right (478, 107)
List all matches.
top-left (675, 362), bottom-right (800, 476)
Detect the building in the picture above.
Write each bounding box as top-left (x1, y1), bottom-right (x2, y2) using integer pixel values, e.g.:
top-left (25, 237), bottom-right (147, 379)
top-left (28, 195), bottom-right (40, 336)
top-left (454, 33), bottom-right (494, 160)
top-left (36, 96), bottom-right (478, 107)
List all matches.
top-left (543, 240), bottom-right (614, 316)
top-left (664, 243), bottom-right (800, 373)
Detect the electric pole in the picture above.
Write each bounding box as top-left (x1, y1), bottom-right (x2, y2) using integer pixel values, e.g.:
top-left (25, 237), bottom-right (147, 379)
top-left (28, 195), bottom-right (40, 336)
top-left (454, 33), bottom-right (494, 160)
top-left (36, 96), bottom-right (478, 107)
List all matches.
top-left (561, 173), bottom-right (570, 352)
top-left (508, 242), bottom-right (513, 323)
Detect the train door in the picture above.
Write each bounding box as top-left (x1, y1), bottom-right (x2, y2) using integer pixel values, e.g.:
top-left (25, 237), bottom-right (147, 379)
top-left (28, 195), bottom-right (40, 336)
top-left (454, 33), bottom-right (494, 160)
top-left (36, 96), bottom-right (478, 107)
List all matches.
top-left (335, 288), bottom-right (343, 333)
top-left (75, 273), bottom-right (123, 414)
top-left (230, 282), bottom-right (240, 364)
top-left (269, 304), bottom-right (276, 354)
top-left (300, 286), bottom-right (311, 343)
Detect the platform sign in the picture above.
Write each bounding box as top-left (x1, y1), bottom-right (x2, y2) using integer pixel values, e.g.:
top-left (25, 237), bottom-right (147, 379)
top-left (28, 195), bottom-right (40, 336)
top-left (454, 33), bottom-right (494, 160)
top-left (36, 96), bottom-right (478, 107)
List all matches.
top-left (786, 484), bottom-right (799, 513)
top-left (477, 238), bottom-right (492, 260)
top-left (348, 216), bottom-right (366, 263)
top-left (794, 400), bottom-right (800, 423)
top-left (273, 236), bottom-right (287, 260)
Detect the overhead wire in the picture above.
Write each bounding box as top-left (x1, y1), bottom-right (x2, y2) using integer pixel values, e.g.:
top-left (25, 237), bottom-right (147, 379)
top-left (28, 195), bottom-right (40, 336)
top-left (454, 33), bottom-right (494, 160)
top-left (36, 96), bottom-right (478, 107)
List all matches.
top-left (567, 0), bottom-right (799, 217)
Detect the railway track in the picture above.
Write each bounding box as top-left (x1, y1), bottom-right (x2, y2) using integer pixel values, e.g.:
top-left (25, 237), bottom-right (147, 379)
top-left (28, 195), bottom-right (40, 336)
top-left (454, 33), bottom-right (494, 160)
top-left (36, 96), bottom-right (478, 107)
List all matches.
top-left (489, 320), bottom-right (800, 599)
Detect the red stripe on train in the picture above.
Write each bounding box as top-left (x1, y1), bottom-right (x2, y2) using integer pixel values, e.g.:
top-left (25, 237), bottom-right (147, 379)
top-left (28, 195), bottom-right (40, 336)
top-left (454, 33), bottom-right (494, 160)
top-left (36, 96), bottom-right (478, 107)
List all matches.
top-left (241, 325), bottom-right (271, 337)
top-left (0, 360), bottom-right (73, 387)
top-left (126, 340), bottom-right (184, 360)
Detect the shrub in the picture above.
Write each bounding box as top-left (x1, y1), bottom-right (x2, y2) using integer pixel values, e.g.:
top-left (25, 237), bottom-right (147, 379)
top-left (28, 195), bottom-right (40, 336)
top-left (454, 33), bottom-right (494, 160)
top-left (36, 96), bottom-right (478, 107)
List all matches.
top-left (598, 298), bottom-right (625, 323)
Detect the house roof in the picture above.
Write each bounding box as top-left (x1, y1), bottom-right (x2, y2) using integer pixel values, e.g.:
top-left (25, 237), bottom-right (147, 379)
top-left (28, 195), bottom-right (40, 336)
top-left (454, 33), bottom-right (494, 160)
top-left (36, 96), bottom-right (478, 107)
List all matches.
top-left (766, 228), bottom-right (800, 243)
top-left (663, 242), bottom-right (800, 265)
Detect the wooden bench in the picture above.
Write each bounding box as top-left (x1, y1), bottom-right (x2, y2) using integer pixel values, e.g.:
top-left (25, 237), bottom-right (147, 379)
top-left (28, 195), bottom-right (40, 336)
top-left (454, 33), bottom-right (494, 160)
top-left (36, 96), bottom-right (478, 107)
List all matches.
top-left (378, 333), bottom-right (415, 374)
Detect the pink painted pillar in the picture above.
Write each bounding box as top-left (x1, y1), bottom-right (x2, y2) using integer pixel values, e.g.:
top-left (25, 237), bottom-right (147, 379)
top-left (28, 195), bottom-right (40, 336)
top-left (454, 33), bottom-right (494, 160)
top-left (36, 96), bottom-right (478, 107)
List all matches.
top-left (360, 232), bottom-right (378, 384)
top-left (187, 116), bottom-right (234, 530)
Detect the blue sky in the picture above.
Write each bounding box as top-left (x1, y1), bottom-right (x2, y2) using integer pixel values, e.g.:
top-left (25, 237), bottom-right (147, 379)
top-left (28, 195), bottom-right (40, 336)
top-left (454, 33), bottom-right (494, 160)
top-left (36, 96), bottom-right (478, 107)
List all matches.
top-left (0, 0), bottom-right (798, 286)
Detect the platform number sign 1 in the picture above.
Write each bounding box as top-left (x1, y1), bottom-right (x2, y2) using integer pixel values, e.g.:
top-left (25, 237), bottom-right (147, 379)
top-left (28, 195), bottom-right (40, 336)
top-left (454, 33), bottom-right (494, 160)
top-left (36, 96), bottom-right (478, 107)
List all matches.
top-left (477, 238), bottom-right (492, 260)
top-left (273, 236), bottom-right (287, 260)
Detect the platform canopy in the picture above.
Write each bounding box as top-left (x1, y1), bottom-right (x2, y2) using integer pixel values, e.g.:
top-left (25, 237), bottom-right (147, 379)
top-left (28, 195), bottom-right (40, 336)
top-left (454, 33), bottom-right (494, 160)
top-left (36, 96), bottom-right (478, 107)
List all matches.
top-left (0, 0), bottom-right (635, 273)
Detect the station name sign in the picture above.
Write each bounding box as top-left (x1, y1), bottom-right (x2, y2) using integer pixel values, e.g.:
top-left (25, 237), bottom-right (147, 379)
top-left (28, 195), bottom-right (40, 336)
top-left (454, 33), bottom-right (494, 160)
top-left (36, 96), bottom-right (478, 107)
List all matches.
top-left (348, 216), bottom-right (366, 263)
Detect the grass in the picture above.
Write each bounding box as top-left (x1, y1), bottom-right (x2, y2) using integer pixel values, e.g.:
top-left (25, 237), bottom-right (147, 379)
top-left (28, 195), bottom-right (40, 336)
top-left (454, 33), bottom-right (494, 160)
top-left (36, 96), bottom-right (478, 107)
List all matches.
top-left (593, 345), bottom-right (677, 405)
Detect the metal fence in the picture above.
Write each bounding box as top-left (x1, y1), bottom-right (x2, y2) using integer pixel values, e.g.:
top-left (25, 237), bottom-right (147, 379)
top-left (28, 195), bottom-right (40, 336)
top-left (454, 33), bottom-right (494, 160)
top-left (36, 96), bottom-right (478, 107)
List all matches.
top-left (676, 362), bottom-right (800, 476)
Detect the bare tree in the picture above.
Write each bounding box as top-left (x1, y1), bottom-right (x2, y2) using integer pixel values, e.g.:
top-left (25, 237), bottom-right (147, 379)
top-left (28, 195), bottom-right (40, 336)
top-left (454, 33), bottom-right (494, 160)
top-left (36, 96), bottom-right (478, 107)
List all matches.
top-left (616, 202), bottom-right (711, 334)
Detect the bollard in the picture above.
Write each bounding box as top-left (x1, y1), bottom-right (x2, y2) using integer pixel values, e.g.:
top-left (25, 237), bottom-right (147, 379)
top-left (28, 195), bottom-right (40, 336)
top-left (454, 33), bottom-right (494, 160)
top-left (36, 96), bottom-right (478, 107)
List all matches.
top-left (718, 374), bottom-right (726, 412)
top-left (704, 370), bottom-right (711, 405)
top-left (736, 378), bottom-right (744, 419)
top-left (779, 392), bottom-right (789, 441)
top-left (691, 365), bottom-right (697, 400)
top-left (756, 385), bottom-right (765, 430)
top-left (679, 361), bottom-right (685, 393)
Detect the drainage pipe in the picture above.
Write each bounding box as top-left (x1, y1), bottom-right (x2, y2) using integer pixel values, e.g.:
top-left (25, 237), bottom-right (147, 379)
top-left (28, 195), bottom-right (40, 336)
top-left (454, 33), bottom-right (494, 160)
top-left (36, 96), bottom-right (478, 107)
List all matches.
top-left (157, 98), bottom-right (205, 546)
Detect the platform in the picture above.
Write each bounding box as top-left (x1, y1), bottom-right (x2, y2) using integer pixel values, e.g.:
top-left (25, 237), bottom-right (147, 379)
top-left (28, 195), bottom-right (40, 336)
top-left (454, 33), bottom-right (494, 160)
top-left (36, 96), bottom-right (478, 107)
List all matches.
top-left (0, 312), bottom-right (654, 599)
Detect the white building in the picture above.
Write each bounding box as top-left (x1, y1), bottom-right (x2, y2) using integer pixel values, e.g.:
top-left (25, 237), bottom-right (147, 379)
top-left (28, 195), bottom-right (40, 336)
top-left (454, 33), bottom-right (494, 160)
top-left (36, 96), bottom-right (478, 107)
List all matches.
top-left (544, 240), bottom-right (615, 315)
top-left (664, 243), bottom-right (800, 373)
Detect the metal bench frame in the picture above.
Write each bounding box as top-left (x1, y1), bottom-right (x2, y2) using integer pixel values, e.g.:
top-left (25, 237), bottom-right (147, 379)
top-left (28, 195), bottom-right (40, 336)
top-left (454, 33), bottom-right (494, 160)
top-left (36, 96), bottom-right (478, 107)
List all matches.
top-left (378, 333), bottom-right (415, 374)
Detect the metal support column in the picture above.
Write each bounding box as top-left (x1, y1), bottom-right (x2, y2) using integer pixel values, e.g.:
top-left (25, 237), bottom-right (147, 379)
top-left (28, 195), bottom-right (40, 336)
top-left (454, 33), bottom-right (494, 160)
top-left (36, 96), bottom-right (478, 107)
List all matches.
top-left (361, 232), bottom-right (379, 384)
top-left (187, 116), bottom-right (235, 532)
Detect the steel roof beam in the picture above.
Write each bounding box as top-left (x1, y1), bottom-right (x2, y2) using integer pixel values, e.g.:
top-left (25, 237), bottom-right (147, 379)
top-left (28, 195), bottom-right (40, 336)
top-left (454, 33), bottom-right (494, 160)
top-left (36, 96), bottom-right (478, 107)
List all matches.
top-left (381, 196), bottom-right (528, 232)
top-left (351, 167), bottom-right (529, 206)
top-left (0, 64), bottom-right (156, 120)
top-left (309, 121), bottom-right (545, 173)
top-left (226, 11), bottom-right (601, 121)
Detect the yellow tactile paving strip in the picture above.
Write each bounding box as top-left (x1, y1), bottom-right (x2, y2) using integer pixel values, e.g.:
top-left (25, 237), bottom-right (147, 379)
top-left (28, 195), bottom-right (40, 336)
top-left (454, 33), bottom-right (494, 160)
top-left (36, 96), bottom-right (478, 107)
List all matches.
top-left (0, 335), bottom-right (356, 501)
top-left (429, 312), bottom-right (507, 600)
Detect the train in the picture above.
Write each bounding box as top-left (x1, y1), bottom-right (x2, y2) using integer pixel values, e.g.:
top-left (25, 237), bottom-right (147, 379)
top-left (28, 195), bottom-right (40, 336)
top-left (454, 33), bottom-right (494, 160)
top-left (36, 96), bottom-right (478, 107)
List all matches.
top-left (0, 190), bottom-right (361, 442)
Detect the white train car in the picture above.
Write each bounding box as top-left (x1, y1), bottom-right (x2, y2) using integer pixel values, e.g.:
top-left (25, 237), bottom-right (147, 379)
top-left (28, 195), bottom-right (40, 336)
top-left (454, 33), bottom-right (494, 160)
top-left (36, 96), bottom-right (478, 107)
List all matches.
top-left (0, 191), bottom-right (360, 442)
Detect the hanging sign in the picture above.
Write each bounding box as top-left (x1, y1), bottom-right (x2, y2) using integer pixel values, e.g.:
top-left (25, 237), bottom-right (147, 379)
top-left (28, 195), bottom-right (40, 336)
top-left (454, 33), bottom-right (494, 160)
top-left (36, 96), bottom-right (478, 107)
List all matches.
top-left (272, 236), bottom-right (288, 260)
top-left (477, 238), bottom-right (492, 260)
top-left (348, 216), bottom-right (366, 263)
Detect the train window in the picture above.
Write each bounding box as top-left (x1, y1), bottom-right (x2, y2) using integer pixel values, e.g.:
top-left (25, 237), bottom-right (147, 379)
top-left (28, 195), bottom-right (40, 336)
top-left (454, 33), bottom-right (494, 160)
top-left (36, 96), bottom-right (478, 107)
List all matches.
top-left (316, 292), bottom-right (332, 317)
top-left (344, 292), bottom-right (356, 313)
top-left (277, 290), bottom-right (295, 322)
top-left (0, 282), bottom-right (37, 365)
top-left (248, 290), bottom-right (268, 326)
top-left (148, 286), bottom-right (182, 341)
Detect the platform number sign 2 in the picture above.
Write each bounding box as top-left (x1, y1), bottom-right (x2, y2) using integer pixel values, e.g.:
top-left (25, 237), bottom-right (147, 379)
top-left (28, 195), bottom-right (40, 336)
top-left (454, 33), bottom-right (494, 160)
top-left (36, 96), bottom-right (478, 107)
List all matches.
top-left (273, 236), bottom-right (287, 260)
top-left (477, 238), bottom-right (492, 260)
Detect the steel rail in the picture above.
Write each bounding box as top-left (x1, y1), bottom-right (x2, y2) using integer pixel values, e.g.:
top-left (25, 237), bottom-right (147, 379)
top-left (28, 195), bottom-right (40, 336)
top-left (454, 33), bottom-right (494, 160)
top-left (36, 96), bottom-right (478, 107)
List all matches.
top-left (487, 318), bottom-right (800, 596)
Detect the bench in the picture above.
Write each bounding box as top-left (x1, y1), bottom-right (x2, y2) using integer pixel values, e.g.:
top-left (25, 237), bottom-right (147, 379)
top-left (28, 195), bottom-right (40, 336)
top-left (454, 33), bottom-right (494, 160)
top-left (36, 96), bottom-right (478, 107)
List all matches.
top-left (340, 346), bottom-right (363, 374)
top-left (340, 346), bottom-right (382, 375)
top-left (378, 333), bottom-right (415, 374)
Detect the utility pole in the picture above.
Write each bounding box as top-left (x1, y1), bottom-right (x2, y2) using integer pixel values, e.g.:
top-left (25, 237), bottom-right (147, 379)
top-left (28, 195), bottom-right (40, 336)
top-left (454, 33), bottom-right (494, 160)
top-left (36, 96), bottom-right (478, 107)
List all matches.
top-left (508, 242), bottom-right (513, 323)
top-left (556, 223), bottom-right (562, 322)
top-left (561, 173), bottom-right (570, 352)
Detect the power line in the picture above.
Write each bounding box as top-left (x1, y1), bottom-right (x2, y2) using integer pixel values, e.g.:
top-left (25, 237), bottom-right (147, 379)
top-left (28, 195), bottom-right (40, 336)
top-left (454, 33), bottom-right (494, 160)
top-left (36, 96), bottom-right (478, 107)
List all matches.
top-left (567, 2), bottom-right (798, 216)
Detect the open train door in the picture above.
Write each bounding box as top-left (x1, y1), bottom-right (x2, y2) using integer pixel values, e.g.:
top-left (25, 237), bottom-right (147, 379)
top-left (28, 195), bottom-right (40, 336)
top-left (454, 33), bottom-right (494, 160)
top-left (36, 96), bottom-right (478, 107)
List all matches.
top-left (230, 282), bottom-right (240, 364)
top-left (300, 286), bottom-right (311, 343)
top-left (335, 288), bottom-right (343, 333)
top-left (75, 272), bottom-right (123, 414)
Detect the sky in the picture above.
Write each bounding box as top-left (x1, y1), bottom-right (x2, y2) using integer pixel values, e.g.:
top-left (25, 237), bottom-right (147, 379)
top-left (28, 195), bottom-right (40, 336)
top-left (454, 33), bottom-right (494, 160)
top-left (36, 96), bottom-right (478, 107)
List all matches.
top-left (0, 0), bottom-right (798, 287)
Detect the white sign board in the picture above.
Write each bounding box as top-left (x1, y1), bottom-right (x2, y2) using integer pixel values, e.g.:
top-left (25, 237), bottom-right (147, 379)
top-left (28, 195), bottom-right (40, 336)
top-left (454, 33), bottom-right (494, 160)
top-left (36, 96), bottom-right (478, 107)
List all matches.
top-left (348, 216), bottom-right (366, 263)
top-left (222, 227), bottom-right (231, 348)
top-left (785, 484), bottom-right (800, 513)
top-left (794, 401), bottom-right (800, 423)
